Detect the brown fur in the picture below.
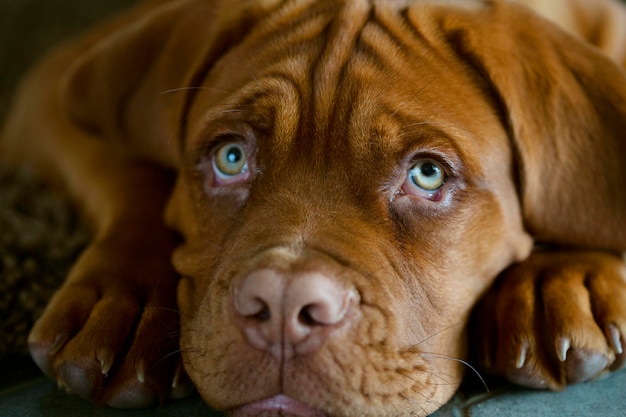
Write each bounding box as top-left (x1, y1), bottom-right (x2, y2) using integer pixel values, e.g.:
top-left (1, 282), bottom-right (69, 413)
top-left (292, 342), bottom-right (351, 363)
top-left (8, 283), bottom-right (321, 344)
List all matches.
top-left (1, 0), bottom-right (626, 415)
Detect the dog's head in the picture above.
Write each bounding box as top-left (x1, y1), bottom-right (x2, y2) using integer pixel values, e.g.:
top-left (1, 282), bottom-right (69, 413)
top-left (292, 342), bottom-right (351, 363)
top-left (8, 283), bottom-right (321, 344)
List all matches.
top-left (63, 0), bottom-right (626, 415)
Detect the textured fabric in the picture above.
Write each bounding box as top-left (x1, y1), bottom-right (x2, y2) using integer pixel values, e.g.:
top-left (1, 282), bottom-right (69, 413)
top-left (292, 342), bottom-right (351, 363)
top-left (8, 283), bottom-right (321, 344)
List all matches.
top-left (0, 163), bottom-right (89, 356)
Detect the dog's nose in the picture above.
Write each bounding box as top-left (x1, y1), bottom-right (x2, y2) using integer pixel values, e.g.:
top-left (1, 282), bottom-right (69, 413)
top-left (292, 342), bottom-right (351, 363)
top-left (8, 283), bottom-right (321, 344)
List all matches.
top-left (233, 269), bottom-right (355, 357)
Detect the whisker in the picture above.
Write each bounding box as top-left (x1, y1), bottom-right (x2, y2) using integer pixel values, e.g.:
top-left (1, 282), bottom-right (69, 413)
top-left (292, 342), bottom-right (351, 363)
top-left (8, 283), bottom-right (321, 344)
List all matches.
top-left (148, 306), bottom-right (180, 314)
top-left (177, 327), bottom-right (200, 334)
top-left (150, 346), bottom-right (202, 371)
top-left (400, 121), bottom-right (434, 129)
top-left (207, 108), bottom-right (245, 117)
top-left (397, 367), bottom-right (456, 388)
top-left (152, 349), bottom-right (183, 369)
top-left (159, 329), bottom-right (182, 339)
top-left (159, 86), bottom-right (229, 95)
top-left (398, 393), bottom-right (429, 416)
top-left (414, 321), bottom-right (463, 347)
top-left (421, 353), bottom-right (489, 393)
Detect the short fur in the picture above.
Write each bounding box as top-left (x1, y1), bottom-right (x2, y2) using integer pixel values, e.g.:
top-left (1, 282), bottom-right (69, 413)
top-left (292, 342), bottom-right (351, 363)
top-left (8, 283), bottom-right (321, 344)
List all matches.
top-left (2, 0), bottom-right (625, 415)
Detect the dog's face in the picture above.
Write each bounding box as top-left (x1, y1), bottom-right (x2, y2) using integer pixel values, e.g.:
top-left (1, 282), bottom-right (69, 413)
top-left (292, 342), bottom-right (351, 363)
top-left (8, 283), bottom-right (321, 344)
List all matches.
top-left (165, 2), bottom-right (532, 415)
top-left (58, 0), bottom-right (626, 415)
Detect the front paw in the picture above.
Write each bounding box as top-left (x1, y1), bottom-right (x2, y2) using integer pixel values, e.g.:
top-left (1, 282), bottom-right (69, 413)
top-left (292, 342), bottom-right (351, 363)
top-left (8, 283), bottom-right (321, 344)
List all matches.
top-left (472, 251), bottom-right (626, 389)
top-left (28, 239), bottom-right (193, 408)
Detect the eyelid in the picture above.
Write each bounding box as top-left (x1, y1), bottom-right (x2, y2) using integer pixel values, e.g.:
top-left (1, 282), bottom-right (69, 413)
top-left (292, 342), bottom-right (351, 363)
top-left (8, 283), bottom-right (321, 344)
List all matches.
top-left (407, 150), bottom-right (457, 178)
top-left (189, 117), bottom-right (256, 162)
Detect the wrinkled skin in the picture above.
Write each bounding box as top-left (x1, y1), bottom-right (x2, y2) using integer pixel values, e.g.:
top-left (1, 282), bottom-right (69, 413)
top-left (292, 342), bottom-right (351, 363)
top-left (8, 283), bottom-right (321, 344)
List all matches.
top-left (2, 0), bottom-right (626, 416)
top-left (166, 8), bottom-right (533, 413)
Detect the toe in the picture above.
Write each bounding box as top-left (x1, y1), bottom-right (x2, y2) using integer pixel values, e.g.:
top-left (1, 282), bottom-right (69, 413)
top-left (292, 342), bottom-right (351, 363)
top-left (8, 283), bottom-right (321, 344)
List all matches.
top-left (561, 347), bottom-right (609, 384)
top-left (51, 295), bottom-right (142, 400)
top-left (28, 283), bottom-right (99, 378)
top-left (57, 356), bottom-right (105, 399)
top-left (28, 331), bottom-right (70, 377)
top-left (102, 303), bottom-right (180, 407)
top-left (504, 342), bottom-right (551, 389)
top-left (105, 362), bottom-right (160, 409)
top-left (541, 267), bottom-right (613, 384)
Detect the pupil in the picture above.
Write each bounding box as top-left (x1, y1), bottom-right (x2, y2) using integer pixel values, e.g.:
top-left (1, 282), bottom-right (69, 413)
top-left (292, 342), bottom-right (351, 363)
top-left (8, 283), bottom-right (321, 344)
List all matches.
top-left (227, 147), bottom-right (242, 164)
top-left (421, 163), bottom-right (437, 177)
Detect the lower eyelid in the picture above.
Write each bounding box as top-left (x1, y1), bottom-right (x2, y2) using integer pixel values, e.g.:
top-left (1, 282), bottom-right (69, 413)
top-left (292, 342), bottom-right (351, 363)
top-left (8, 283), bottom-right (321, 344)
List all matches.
top-left (425, 188), bottom-right (443, 202)
top-left (400, 179), bottom-right (445, 202)
top-left (212, 167), bottom-right (250, 186)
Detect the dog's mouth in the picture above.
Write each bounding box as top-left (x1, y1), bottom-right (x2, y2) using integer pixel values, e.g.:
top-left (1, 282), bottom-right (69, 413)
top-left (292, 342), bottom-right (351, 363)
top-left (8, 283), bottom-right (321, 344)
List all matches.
top-left (228, 395), bottom-right (328, 417)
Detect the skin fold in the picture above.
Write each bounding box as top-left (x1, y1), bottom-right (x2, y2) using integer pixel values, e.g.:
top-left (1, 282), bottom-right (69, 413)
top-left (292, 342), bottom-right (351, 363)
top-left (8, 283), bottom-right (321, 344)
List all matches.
top-left (1, 0), bottom-right (625, 415)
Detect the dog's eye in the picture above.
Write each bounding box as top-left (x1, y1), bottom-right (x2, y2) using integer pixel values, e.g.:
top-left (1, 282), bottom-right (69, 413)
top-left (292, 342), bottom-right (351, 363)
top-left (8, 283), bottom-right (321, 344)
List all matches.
top-left (410, 161), bottom-right (444, 190)
top-left (212, 142), bottom-right (249, 185)
top-left (403, 160), bottom-right (445, 200)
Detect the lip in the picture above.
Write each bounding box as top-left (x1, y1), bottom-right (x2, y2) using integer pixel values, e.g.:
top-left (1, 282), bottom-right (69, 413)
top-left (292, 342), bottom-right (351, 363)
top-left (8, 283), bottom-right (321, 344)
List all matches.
top-left (229, 395), bottom-right (328, 417)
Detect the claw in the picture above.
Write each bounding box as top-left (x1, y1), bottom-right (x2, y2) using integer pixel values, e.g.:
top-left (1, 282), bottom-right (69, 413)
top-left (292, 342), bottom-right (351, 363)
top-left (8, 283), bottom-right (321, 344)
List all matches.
top-left (136, 360), bottom-right (146, 383)
top-left (171, 365), bottom-right (182, 389)
top-left (169, 361), bottom-right (193, 400)
top-left (556, 337), bottom-right (571, 362)
top-left (607, 324), bottom-right (623, 355)
top-left (57, 377), bottom-right (71, 393)
top-left (50, 332), bottom-right (70, 355)
top-left (516, 343), bottom-right (528, 369)
top-left (100, 359), bottom-right (111, 377)
top-left (97, 349), bottom-right (114, 376)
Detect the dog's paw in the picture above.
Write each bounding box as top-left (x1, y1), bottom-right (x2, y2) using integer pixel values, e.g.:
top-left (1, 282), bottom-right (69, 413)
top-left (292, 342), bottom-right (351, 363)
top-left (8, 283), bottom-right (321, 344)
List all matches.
top-left (28, 239), bottom-right (193, 408)
top-left (472, 251), bottom-right (626, 389)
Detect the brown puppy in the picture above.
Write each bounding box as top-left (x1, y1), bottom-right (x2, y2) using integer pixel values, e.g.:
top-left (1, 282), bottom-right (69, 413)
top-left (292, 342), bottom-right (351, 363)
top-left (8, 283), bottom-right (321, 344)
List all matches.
top-left (2, 0), bottom-right (626, 415)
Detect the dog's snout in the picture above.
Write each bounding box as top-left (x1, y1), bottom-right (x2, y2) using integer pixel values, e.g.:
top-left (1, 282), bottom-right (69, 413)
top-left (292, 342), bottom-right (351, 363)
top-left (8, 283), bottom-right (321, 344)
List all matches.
top-left (233, 269), bottom-right (355, 357)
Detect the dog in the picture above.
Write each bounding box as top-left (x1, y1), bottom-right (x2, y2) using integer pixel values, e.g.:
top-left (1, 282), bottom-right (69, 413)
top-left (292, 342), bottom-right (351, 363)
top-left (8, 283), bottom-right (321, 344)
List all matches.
top-left (2, 0), bottom-right (626, 415)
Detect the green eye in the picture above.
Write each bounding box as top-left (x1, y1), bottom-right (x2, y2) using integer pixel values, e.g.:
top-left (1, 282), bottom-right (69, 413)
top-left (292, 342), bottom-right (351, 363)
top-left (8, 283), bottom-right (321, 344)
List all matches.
top-left (214, 143), bottom-right (248, 177)
top-left (408, 160), bottom-right (445, 191)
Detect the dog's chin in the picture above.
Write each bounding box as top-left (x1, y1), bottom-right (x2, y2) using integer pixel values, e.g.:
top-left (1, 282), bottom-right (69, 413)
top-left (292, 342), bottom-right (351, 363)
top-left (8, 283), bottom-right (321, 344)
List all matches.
top-left (228, 395), bottom-right (328, 417)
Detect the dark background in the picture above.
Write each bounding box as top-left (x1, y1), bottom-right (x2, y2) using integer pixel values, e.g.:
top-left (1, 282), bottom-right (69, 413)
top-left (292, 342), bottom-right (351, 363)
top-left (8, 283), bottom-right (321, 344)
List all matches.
top-left (0, 0), bottom-right (135, 121)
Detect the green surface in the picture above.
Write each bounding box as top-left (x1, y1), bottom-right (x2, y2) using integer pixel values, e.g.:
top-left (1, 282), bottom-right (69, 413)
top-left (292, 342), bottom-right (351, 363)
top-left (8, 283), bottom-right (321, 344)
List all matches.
top-left (1, 355), bottom-right (625, 416)
top-left (1, 379), bottom-right (219, 417)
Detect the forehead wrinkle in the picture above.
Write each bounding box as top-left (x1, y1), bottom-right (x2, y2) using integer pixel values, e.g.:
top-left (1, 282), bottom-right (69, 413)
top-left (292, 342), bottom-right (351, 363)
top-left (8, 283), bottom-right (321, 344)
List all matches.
top-left (246, 74), bottom-right (303, 161)
top-left (339, 15), bottom-right (450, 164)
top-left (188, 73), bottom-right (303, 165)
top-left (341, 22), bottom-right (508, 185)
top-left (346, 89), bottom-right (398, 164)
top-left (339, 69), bottom-right (489, 188)
top-left (311, 0), bottom-right (372, 133)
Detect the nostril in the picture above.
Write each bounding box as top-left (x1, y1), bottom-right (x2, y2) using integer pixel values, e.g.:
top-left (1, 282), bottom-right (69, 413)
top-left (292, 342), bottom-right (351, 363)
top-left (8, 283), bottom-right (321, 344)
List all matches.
top-left (297, 296), bottom-right (352, 326)
top-left (288, 276), bottom-right (354, 327)
top-left (255, 305), bottom-right (271, 321)
top-left (298, 305), bottom-right (318, 326)
top-left (233, 270), bottom-right (284, 321)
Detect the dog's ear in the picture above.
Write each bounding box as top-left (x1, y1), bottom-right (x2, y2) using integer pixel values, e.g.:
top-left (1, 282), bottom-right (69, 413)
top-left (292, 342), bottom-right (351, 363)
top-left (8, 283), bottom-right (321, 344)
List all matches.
top-left (421, 1), bottom-right (626, 250)
top-left (61, 0), bottom-right (281, 157)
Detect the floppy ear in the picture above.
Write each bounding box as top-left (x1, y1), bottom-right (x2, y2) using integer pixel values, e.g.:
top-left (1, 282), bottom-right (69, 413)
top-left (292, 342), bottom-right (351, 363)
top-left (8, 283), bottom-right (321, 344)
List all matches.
top-left (420, 1), bottom-right (626, 251)
top-left (518, 0), bottom-right (626, 66)
top-left (61, 0), bottom-right (281, 160)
